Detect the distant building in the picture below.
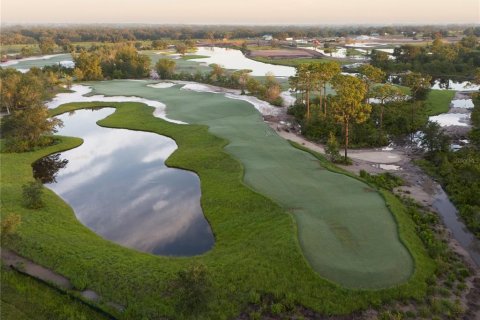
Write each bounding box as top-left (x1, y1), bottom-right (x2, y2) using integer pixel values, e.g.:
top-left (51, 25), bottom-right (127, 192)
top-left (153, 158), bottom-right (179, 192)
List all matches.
top-left (262, 34), bottom-right (273, 41)
top-left (295, 39), bottom-right (308, 44)
top-left (285, 37), bottom-right (293, 41)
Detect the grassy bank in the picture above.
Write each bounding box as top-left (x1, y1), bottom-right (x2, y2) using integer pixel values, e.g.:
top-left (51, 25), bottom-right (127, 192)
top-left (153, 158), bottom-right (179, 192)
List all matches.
top-left (425, 90), bottom-right (456, 116)
top-left (1, 97), bottom-right (434, 319)
top-left (1, 265), bottom-right (109, 320)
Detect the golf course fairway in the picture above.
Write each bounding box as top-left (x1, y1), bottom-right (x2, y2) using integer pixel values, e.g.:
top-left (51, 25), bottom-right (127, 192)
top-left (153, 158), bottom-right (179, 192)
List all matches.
top-left (84, 80), bottom-right (414, 288)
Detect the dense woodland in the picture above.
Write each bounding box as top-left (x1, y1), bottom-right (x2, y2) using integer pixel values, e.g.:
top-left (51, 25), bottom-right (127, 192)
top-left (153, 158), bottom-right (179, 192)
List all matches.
top-left (288, 63), bottom-right (435, 160)
top-left (371, 35), bottom-right (480, 79)
top-left (2, 25), bottom-right (479, 45)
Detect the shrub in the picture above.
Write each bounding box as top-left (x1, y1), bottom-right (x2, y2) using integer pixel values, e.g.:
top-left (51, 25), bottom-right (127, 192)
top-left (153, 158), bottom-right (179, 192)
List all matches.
top-left (325, 131), bottom-right (342, 163)
top-left (270, 303), bottom-right (285, 315)
top-left (1, 213), bottom-right (22, 240)
top-left (359, 170), bottom-right (404, 191)
top-left (22, 180), bottom-right (44, 209)
top-left (169, 263), bottom-right (212, 315)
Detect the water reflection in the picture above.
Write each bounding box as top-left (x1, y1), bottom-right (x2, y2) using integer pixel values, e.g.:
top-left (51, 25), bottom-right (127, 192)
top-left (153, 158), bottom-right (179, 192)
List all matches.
top-left (32, 154), bottom-right (69, 183)
top-left (42, 108), bottom-right (214, 256)
top-left (192, 47), bottom-right (296, 77)
top-left (433, 189), bottom-right (480, 266)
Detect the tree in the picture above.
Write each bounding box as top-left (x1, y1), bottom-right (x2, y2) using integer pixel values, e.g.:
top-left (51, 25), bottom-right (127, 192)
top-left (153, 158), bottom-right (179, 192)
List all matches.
top-left (152, 40), bottom-right (168, 50)
top-left (371, 84), bottom-right (405, 133)
top-left (460, 35), bottom-right (478, 49)
top-left (1, 70), bottom-right (62, 152)
top-left (474, 68), bottom-right (480, 85)
top-left (404, 72), bottom-right (431, 100)
top-left (4, 104), bottom-right (62, 152)
top-left (1, 69), bottom-right (56, 114)
top-left (110, 45), bottom-right (151, 78)
top-left (22, 180), bottom-right (45, 209)
top-left (38, 37), bottom-right (56, 54)
top-left (325, 131), bottom-right (341, 162)
top-left (294, 64), bottom-right (318, 120)
top-left (175, 43), bottom-right (188, 56)
top-left (73, 51), bottom-right (103, 81)
top-left (155, 58), bottom-right (176, 79)
top-left (264, 71), bottom-right (282, 104)
top-left (232, 69), bottom-right (251, 94)
top-left (313, 61), bottom-right (341, 115)
top-left (370, 50), bottom-right (390, 69)
top-left (246, 78), bottom-right (262, 95)
top-left (20, 46), bottom-right (33, 57)
top-left (209, 64), bottom-right (225, 82)
top-left (404, 72), bottom-right (432, 139)
top-left (420, 121), bottom-right (451, 155)
top-left (358, 64), bottom-right (386, 102)
top-left (0, 70), bottom-right (21, 114)
top-left (331, 75), bottom-right (372, 161)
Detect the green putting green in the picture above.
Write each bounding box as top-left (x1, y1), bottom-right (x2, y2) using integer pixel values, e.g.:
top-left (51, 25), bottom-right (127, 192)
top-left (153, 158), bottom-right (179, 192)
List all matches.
top-left (87, 80), bottom-right (413, 288)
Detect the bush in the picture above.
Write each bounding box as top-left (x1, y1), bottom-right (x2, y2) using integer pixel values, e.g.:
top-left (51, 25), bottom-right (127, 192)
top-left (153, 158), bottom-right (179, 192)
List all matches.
top-left (359, 170), bottom-right (404, 191)
top-left (22, 180), bottom-right (44, 209)
top-left (1, 213), bottom-right (22, 240)
top-left (325, 131), bottom-right (342, 163)
top-left (169, 263), bottom-right (212, 315)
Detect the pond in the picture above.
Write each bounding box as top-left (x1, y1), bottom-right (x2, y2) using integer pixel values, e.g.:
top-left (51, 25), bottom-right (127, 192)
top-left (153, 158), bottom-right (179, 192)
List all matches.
top-left (0, 53), bottom-right (73, 72)
top-left (191, 47), bottom-right (296, 77)
top-left (33, 108), bottom-right (214, 256)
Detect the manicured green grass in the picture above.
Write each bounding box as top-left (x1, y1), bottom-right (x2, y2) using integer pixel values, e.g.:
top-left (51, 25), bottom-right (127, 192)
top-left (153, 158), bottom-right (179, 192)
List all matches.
top-left (1, 81), bottom-right (435, 318)
top-left (425, 90), bottom-right (456, 116)
top-left (86, 80), bottom-right (423, 288)
top-left (0, 44), bottom-right (40, 55)
top-left (1, 265), bottom-right (109, 320)
top-left (1, 53), bottom-right (72, 70)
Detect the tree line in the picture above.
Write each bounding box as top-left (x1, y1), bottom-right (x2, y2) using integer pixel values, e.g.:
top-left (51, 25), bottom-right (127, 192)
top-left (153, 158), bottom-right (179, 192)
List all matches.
top-left (2, 25), bottom-right (478, 45)
top-left (155, 58), bottom-right (284, 106)
top-left (71, 44), bottom-right (151, 80)
top-left (288, 62), bottom-right (437, 161)
top-left (371, 34), bottom-right (480, 79)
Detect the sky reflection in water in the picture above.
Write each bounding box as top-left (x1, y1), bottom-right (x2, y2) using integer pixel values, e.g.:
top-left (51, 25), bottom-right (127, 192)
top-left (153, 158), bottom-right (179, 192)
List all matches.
top-left (39, 108), bottom-right (213, 256)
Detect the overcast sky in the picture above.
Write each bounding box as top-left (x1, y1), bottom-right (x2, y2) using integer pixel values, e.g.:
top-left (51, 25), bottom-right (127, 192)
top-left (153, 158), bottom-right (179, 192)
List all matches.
top-left (1, 0), bottom-right (479, 25)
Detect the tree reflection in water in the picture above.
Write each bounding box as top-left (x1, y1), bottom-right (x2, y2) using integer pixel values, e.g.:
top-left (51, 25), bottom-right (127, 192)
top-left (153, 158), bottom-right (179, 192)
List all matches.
top-left (32, 154), bottom-right (69, 184)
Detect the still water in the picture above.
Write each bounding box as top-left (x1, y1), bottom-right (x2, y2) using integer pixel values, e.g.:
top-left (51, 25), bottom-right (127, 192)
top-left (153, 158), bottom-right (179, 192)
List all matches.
top-left (432, 189), bottom-right (480, 266)
top-left (192, 47), bottom-right (296, 77)
top-left (33, 108), bottom-right (214, 256)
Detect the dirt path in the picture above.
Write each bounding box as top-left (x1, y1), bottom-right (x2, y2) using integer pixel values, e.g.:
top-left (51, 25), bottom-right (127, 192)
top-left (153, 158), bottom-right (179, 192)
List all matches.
top-left (1, 248), bottom-right (123, 313)
top-left (2, 248), bottom-right (73, 290)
